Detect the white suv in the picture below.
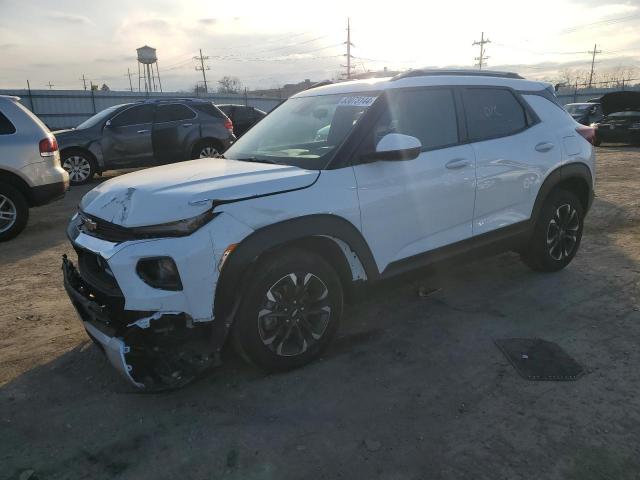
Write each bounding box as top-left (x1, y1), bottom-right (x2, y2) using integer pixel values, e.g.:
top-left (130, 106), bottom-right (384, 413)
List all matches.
top-left (63, 70), bottom-right (595, 389)
top-left (0, 95), bottom-right (69, 241)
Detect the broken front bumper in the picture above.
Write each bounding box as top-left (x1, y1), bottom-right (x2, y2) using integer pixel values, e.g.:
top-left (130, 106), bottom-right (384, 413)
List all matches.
top-left (62, 256), bottom-right (217, 390)
top-left (63, 255), bottom-right (143, 388)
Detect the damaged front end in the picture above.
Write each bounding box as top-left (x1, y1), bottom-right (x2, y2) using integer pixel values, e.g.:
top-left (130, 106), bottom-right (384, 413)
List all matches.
top-left (62, 255), bottom-right (220, 391)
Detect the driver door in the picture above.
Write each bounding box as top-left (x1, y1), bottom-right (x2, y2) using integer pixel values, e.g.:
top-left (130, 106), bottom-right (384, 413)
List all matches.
top-left (102, 104), bottom-right (155, 167)
top-left (352, 88), bottom-right (477, 273)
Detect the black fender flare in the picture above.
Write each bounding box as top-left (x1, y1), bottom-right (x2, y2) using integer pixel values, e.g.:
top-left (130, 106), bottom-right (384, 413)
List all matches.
top-left (213, 214), bottom-right (379, 317)
top-left (531, 162), bottom-right (593, 222)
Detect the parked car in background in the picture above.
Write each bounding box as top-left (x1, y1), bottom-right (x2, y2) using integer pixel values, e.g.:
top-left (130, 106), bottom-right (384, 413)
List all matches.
top-left (565, 102), bottom-right (603, 125)
top-left (217, 104), bottom-right (266, 137)
top-left (593, 91), bottom-right (640, 146)
top-left (63, 70), bottom-right (595, 389)
top-left (0, 95), bottom-right (69, 241)
top-left (54, 99), bottom-right (235, 185)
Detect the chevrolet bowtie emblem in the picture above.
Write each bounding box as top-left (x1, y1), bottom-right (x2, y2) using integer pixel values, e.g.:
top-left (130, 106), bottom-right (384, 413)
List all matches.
top-left (82, 216), bottom-right (97, 232)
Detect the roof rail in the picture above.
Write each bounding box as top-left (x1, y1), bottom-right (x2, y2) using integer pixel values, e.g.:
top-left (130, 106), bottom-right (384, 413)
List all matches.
top-left (391, 69), bottom-right (524, 81)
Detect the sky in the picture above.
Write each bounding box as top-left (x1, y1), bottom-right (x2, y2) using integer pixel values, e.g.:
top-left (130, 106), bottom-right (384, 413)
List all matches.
top-left (0, 0), bottom-right (639, 92)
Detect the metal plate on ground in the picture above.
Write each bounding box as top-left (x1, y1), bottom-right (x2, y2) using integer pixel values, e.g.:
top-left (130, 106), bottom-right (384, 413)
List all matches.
top-left (495, 338), bottom-right (584, 381)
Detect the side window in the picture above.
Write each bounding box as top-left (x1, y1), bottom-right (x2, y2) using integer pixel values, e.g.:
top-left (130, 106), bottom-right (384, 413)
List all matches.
top-left (155, 104), bottom-right (196, 123)
top-left (0, 111), bottom-right (16, 135)
top-left (111, 105), bottom-right (154, 127)
top-left (194, 103), bottom-right (225, 119)
top-left (463, 88), bottom-right (527, 141)
top-left (375, 89), bottom-right (459, 150)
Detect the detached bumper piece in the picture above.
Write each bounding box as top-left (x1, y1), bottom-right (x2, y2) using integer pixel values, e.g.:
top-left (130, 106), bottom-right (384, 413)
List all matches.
top-left (62, 255), bottom-right (215, 391)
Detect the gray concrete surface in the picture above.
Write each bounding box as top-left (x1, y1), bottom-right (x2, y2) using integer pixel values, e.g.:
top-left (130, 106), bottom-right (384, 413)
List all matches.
top-left (1, 147), bottom-right (639, 479)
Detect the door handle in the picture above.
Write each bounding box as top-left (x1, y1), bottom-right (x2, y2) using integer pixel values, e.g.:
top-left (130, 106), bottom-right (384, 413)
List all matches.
top-left (535, 142), bottom-right (555, 152)
top-left (137, 129), bottom-right (149, 134)
top-left (445, 158), bottom-right (471, 170)
top-left (182, 123), bottom-right (193, 127)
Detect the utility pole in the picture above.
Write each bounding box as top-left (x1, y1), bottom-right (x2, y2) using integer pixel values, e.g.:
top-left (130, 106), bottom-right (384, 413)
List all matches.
top-left (472, 32), bottom-right (491, 70)
top-left (127, 68), bottom-right (134, 92)
top-left (587, 44), bottom-right (602, 88)
top-left (80, 74), bottom-right (88, 90)
top-left (194, 49), bottom-right (210, 94)
top-left (46, 81), bottom-right (55, 90)
top-left (341, 18), bottom-right (354, 80)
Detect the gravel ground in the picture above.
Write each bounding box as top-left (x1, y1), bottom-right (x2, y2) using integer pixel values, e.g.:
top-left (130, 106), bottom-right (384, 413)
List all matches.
top-left (1, 147), bottom-right (640, 480)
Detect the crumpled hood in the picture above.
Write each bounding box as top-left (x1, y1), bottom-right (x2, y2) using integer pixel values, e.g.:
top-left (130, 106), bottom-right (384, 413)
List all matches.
top-left (80, 159), bottom-right (319, 227)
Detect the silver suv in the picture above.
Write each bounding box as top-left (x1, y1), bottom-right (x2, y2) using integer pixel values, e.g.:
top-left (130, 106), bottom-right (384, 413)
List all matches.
top-left (0, 95), bottom-right (69, 241)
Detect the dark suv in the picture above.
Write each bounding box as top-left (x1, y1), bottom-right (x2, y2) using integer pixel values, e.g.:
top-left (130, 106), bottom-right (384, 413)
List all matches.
top-left (54, 99), bottom-right (235, 185)
top-left (217, 104), bottom-right (266, 137)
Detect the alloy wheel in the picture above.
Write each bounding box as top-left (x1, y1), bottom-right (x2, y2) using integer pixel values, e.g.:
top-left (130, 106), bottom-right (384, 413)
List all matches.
top-left (546, 203), bottom-right (580, 261)
top-left (63, 156), bottom-right (91, 183)
top-left (257, 272), bottom-right (332, 357)
top-left (199, 146), bottom-right (218, 158)
top-left (0, 194), bottom-right (17, 233)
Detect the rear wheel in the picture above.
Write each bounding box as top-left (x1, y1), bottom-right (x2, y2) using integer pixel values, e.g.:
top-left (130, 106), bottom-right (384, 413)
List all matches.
top-left (232, 249), bottom-right (343, 371)
top-left (62, 150), bottom-right (96, 185)
top-left (192, 140), bottom-right (221, 159)
top-left (0, 182), bottom-right (29, 242)
top-left (521, 189), bottom-right (584, 272)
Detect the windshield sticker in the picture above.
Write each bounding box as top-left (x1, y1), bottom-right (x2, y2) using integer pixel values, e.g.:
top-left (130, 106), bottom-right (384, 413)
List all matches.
top-left (338, 96), bottom-right (378, 107)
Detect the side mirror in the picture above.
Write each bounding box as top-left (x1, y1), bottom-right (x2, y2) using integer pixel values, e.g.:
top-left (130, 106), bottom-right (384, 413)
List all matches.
top-left (104, 119), bottom-right (112, 128)
top-left (362, 133), bottom-right (422, 162)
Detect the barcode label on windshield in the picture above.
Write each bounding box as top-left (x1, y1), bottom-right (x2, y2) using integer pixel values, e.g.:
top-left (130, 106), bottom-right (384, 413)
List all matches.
top-left (338, 96), bottom-right (377, 107)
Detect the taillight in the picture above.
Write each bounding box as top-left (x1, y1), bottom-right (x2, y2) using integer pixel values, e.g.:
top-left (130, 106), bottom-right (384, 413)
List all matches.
top-left (224, 118), bottom-right (233, 133)
top-left (39, 136), bottom-right (58, 157)
top-left (576, 125), bottom-right (595, 145)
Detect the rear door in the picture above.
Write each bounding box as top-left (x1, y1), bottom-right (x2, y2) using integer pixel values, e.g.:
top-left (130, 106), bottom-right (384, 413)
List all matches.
top-left (462, 87), bottom-right (561, 236)
top-left (352, 87), bottom-right (477, 272)
top-left (152, 103), bottom-right (199, 163)
top-left (102, 104), bottom-right (155, 166)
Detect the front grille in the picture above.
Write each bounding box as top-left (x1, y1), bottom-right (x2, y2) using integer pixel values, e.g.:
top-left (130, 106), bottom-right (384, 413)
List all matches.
top-left (77, 249), bottom-right (122, 297)
top-left (78, 212), bottom-right (140, 243)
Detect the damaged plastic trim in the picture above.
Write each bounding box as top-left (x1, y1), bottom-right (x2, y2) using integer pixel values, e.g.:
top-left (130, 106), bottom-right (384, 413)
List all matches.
top-left (322, 235), bottom-right (368, 281)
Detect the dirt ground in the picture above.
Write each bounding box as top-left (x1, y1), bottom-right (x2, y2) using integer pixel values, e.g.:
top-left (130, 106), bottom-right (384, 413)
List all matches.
top-left (1, 148), bottom-right (640, 480)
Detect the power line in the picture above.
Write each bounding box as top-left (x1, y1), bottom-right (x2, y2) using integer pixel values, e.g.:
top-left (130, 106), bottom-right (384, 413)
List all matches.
top-left (473, 32), bottom-right (491, 70)
top-left (194, 49), bottom-right (210, 93)
top-left (587, 43), bottom-right (602, 88)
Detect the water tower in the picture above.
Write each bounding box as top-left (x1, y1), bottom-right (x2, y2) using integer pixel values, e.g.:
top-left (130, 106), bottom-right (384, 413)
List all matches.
top-left (137, 45), bottom-right (162, 94)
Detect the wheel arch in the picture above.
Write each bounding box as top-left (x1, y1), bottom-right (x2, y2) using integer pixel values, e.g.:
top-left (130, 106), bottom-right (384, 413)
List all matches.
top-left (532, 162), bottom-right (593, 222)
top-left (0, 168), bottom-right (34, 205)
top-left (60, 146), bottom-right (99, 167)
top-left (214, 214), bottom-right (378, 318)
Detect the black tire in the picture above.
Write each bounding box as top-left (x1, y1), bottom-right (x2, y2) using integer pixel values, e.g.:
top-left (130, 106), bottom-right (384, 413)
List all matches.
top-left (232, 248), bottom-right (344, 372)
top-left (0, 181), bottom-right (29, 242)
top-left (192, 140), bottom-right (221, 159)
top-left (61, 150), bottom-right (96, 185)
top-left (521, 189), bottom-right (584, 272)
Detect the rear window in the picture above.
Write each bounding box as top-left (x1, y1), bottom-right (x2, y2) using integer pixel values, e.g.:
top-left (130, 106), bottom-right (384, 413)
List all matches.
top-left (155, 104), bottom-right (196, 123)
top-left (194, 103), bottom-right (225, 119)
top-left (0, 111), bottom-right (16, 135)
top-left (463, 88), bottom-right (528, 141)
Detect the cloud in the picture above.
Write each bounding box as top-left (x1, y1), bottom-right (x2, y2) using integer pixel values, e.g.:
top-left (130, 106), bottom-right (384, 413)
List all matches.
top-left (198, 18), bottom-right (217, 26)
top-left (48, 12), bottom-right (94, 26)
top-left (135, 19), bottom-right (171, 30)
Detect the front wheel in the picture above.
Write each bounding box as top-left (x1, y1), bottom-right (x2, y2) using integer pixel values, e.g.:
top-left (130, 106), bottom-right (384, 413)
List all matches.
top-left (232, 249), bottom-right (344, 371)
top-left (521, 189), bottom-right (584, 272)
top-left (192, 141), bottom-right (220, 159)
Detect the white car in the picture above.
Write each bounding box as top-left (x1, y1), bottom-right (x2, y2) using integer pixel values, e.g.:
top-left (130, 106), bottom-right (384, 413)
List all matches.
top-left (0, 95), bottom-right (69, 241)
top-left (63, 70), bottom-right (596, 389)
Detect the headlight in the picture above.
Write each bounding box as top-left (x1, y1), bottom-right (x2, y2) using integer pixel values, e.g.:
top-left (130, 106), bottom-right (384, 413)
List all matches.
top-left (590, 123), bottom-right (599, 128)
top-left (136, 257), bottom-right (183, 291)
top-left (129, 210), bottom-right (218, 238)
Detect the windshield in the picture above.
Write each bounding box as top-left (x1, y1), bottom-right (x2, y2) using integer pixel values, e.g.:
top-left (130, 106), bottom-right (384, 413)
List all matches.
top-left (566, 104), bottom-right (592, 114)
top-left (76, 104), bottom-right (127, 129)
top-left (224, 93), bottom-right (379, 169)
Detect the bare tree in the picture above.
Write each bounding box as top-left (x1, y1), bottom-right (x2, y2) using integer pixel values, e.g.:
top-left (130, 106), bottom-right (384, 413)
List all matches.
top-left (217, 76), bottom-right (243, 94)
